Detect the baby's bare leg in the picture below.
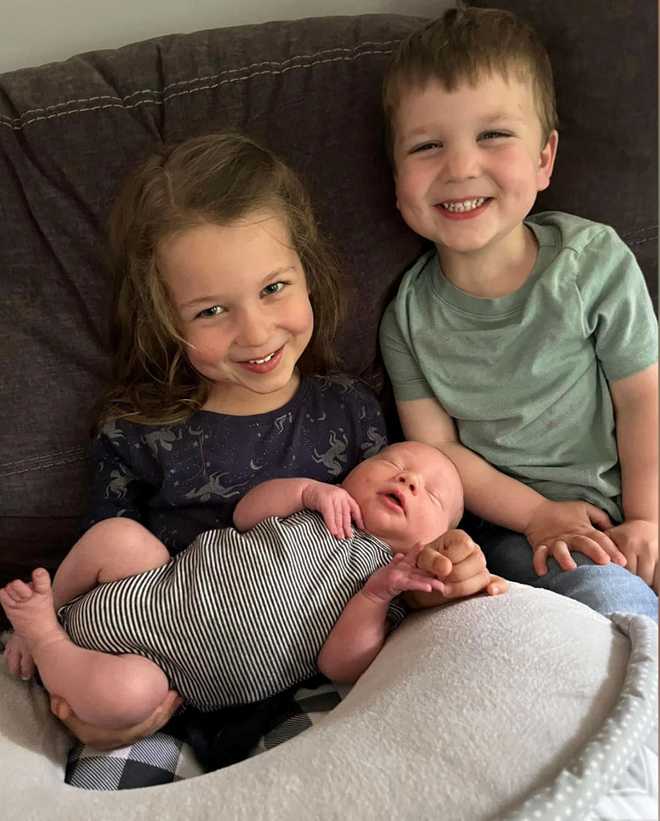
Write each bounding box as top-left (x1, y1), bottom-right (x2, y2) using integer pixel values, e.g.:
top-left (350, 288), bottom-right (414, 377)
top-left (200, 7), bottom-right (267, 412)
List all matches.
top-left (52, 518), bottom-right (170, 609)
top-left (0, 568), bottom-right (169, 728)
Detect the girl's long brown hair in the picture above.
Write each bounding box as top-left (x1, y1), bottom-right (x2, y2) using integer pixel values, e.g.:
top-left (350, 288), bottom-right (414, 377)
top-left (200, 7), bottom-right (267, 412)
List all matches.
top-left (100, 132), bottom-right (343, 427)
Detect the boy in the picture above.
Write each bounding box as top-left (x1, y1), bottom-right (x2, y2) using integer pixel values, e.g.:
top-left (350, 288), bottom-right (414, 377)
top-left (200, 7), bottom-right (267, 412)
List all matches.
top-left (379, 7), bottom-right (658, 619)
top-left (1, 442), bottom-right (504, 730)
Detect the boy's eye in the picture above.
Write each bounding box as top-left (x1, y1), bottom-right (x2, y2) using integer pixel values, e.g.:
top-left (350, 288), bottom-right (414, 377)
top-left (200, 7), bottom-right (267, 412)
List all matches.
top-left (196, 304), bottom-right (225, 319)
top-left (479, 130), bottom-right (510, 141)
top-left (261, 281), bottom-right (286, 297)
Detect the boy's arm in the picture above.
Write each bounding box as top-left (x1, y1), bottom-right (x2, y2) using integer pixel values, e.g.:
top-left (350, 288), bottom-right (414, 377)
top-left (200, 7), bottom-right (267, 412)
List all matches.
top-left (397, 397), bottom-right (624, 570)
top-left (233, 478), bottom-right (362, 539)
top-left (608, 363), bottom-right (658, 587)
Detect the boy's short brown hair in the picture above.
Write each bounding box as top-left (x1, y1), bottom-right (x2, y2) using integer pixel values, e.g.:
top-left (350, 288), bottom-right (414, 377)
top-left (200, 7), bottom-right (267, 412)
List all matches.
top-left (383, 6), bottom-right (558, 161)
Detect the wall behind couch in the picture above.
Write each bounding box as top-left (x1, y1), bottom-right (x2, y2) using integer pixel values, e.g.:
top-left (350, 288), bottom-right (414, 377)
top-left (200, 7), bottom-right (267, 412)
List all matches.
top-left (1, 0), bottom-right (450, 73)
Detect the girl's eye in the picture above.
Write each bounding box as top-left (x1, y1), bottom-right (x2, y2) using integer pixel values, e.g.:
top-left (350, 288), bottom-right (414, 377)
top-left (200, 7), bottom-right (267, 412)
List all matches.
top-left (262, 281), bottom-right (286, 297)
top-left (196, 304), bottom-right (225, 319)
top-left (411, 141), bottom-right (441, 154)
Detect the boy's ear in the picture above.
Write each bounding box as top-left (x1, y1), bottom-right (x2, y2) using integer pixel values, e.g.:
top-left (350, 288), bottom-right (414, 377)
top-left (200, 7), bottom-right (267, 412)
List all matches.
top-left (536, 129), bottom-right (559, 192)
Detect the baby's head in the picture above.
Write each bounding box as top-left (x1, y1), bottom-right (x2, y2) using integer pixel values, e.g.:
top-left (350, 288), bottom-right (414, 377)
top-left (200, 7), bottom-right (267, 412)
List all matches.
top-left (383, 7), bottom-right (558, 162)
top-left (341, 441), bottom-right (463, 553)
top-left (104, 132), bottom-right (342, 424)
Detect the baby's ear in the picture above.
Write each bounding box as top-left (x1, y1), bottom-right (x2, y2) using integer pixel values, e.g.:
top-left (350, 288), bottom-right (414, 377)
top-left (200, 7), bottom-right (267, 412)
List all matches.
top-left (536, 130), bottom-right (559, 192)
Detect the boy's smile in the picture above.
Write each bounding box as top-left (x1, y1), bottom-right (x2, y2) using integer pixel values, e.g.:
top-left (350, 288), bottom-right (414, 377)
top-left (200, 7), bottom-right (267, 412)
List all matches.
top-left (392, 73), bottom-right (557, 292)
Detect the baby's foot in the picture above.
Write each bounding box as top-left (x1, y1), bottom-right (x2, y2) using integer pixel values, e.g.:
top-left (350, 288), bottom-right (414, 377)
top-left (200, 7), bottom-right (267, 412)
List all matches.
top-left (0, 569), bottom-right (67, 654)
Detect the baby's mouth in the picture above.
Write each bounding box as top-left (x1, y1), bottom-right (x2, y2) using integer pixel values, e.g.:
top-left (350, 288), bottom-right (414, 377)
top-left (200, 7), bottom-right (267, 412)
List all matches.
top-left (381, 490), bottom-right (405, 512)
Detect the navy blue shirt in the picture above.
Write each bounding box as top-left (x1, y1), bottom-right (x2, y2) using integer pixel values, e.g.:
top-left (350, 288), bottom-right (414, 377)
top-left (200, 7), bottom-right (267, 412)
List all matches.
top-left (83, 375), bottom-right (387, 553)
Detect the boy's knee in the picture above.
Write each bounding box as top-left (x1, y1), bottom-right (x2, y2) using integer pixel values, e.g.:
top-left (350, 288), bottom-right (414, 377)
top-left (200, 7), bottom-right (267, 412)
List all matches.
top-left (552, 563), bottom-right (658, 622)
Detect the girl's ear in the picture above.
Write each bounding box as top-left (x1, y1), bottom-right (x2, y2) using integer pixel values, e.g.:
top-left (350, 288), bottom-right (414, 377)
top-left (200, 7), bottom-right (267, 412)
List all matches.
top-left (536, 130), bottom-right (559, 192)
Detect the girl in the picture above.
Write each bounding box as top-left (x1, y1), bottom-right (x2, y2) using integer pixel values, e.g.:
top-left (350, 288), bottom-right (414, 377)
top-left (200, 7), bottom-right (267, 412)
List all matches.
top-left (5, 132), bottom-right (388, 745)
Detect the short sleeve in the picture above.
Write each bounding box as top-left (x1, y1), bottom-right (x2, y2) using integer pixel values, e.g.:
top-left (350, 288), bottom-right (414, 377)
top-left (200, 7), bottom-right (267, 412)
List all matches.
top-left (80, 420), bottom-right (157, 533)
top-left (379, 300), bottom-right (434, 401)
top-left (576, 227), bottom-right (658, 382)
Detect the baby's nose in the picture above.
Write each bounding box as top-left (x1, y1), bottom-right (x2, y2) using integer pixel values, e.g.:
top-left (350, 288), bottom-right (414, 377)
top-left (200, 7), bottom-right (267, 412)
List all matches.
top-left (397, 472), bottom-right (419, 494)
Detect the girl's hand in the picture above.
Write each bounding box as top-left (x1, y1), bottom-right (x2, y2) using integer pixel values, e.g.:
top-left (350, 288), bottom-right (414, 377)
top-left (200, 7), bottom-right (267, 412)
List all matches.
top-left (362, 544), bottom-right (445, 603)
top-left (301, 481), bottom-right (364, 539)
top-left (3, 633), bottom-right (35, 680)
top-left (605, 519), bottom-right (658, 588)
top-left (525, 499), bottom-right (627, 575)
top-left (419, 530), bottom-right (507, 598)
top-left (50, 690), bottom-right (182, 751)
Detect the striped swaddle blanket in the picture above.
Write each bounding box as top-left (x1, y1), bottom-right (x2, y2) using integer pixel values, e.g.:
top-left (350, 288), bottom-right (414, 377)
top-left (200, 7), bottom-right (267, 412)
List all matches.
top-left (60, 511), bottom-right (406, 710)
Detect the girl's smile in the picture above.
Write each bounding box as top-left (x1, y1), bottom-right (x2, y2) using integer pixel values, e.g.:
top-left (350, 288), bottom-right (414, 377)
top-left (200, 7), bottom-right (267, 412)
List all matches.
top-left (158, 211), bottom-right (313, 415)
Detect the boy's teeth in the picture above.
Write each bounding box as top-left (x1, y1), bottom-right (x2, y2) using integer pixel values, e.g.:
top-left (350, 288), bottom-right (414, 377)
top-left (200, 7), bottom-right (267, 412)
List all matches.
top-left (249, 352), bottom-right (276, 364)
top-left (441, 197), bottom-right (486, 212)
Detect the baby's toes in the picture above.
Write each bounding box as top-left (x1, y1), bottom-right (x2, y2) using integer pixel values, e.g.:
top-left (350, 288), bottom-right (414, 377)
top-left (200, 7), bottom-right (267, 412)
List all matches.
top-left (30, 568), bottom-right (52, 595)
top-left (3, 579), bottom-right (33, 603)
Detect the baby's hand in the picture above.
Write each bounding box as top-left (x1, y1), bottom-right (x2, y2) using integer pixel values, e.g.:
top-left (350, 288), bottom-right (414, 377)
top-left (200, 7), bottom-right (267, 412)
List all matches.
top-left (525, 499), bottom-right (627, 575)
top-left (301, 481), bottom-right (363, 539)
top-left (2, 633), bottom-right (35, 680)
top-left (420, 529), bottom-right (507, 599)
top-left (605, 519), bottom-right (657, 588)
top-left (362, 544), bottom-right (445, 603)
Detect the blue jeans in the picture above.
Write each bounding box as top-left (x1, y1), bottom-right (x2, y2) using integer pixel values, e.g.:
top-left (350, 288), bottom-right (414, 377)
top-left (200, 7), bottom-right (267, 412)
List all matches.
top-left (462, 516), bottom-right (658, 622)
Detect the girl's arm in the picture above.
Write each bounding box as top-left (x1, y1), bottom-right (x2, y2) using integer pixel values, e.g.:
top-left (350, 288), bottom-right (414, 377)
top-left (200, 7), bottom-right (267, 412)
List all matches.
top-left (317, 547), bottom-right (442, 683)
top-left (608, 363), bottom-right (658, 586)
top-left (396, 397), bottom-right (625, 571)
top-left (233, 478), bottom-right (363, 539)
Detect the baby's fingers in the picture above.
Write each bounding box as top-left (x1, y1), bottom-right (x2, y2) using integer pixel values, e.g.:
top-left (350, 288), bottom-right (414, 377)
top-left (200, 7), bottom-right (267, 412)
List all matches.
top-left (17, 650), bottom-right (35, 680)
top-left (348, 497), bottom-right (364, 532)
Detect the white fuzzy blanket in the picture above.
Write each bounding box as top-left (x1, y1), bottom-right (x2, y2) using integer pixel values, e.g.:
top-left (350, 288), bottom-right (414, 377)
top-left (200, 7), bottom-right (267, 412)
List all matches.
top-left (1, 583), bottom-right (656, 820)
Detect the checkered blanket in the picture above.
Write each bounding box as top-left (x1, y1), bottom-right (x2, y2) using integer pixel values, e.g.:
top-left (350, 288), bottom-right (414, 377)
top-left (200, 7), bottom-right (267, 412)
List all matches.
top-left (66, 679), bottom-right (344, 790)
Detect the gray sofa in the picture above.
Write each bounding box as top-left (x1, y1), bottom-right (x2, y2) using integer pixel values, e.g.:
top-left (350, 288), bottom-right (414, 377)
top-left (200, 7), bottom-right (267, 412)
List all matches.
top-left (0, 3), bottom-right (657, 819)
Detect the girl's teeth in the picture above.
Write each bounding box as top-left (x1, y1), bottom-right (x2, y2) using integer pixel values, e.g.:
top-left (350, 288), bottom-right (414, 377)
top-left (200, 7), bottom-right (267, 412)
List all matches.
top-left (441, 197), bottom-right (486, 213)
top-left (249, 352), bottom-right (276, 364)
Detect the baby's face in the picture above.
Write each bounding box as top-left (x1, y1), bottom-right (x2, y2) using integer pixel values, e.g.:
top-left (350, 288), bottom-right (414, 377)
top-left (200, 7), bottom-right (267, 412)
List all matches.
top-left (341, 442), bottom-right (463, 553)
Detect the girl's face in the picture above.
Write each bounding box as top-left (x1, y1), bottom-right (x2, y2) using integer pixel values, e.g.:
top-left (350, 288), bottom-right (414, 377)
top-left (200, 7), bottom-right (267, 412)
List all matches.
top-left (158, 211), bottom-right (313, 415)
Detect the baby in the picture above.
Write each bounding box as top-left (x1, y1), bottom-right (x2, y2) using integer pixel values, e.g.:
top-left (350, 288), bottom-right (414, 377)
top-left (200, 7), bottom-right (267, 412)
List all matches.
top-left (1, 442), bottom-right (504, 730)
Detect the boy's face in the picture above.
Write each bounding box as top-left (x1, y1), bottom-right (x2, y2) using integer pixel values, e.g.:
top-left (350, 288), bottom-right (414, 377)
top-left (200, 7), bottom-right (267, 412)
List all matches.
top-left (391, 71), bottom-right (557, 270)
top-left (341, 442), bottom-right (462, 553)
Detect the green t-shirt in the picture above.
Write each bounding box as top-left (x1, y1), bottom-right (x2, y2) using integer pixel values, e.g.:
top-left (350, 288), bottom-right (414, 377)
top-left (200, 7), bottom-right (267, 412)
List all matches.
top-left (380, 212), bottom-right (658, 522)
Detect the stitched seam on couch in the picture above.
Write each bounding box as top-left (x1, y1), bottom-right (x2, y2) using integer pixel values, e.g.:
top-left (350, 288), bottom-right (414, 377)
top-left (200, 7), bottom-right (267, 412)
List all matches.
top-left (0, 41), bottom-right (399, 131)
top-left (0, 446), bottom-right (86, 476)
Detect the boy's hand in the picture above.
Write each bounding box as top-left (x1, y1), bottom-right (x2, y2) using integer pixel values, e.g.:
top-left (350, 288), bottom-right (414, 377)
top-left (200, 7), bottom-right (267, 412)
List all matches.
top-left (525, 499), bottom-right (627, 575)
top-left (301, 482), bottom-right (364, 539)
top-left (3, 633), bottom-right (35, 680)
top-left (419, 529), bottom-right (507, 598)
top-left (50, 691), bottom-right (182, 751)
top-left (605, 519), bottom-right (658, 588)
top-left (362, 544), bottom-right (445, 603)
